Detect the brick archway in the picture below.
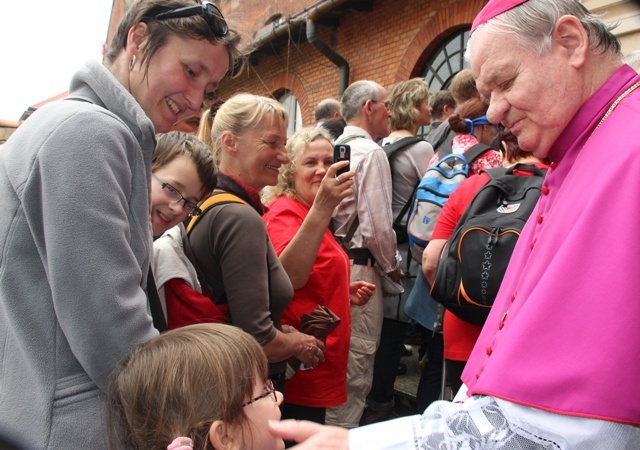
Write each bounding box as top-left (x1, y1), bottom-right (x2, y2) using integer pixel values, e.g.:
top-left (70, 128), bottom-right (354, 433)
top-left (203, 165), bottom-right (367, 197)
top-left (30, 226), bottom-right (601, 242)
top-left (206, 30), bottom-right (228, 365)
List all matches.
top-left (263, 71), bottom-right (310, 124)
top-left (394, 0), bottom-right (487, 83)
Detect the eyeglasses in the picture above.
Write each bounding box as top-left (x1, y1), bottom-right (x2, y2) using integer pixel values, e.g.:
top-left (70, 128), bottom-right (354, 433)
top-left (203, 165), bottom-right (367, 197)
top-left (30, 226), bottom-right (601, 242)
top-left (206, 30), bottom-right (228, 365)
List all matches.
top-left (152, 174), bottom-right (202, 216)
top-left (142, 1), bottom-right (228, 37)
top-left (371, 100), bottom-right (393, 111)
top-left (242, 379), bottom-right (278, 407)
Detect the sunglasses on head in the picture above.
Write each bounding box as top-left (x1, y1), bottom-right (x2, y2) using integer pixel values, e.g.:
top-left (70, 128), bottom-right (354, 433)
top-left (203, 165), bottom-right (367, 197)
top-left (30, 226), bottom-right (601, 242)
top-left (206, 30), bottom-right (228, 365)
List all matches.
top-left (142, 1), bottom-right (228, 37)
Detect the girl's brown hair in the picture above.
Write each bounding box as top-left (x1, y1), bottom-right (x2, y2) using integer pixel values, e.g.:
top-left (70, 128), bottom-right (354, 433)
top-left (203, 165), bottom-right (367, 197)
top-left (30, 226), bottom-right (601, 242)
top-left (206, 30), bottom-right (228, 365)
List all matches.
top-left (107, 323), bottom-right (268, 450)
top-left (448, 98), bottom-right (490, 134)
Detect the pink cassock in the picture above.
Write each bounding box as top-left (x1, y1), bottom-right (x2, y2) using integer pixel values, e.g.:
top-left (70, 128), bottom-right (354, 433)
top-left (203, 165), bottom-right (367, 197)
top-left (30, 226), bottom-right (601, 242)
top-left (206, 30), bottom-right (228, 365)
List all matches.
top-left (463, 65), bottom-right (640, 425)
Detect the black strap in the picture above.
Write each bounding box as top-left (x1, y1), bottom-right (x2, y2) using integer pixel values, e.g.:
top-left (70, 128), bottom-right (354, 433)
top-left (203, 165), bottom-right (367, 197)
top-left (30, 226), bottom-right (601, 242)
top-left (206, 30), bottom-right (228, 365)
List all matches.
top-left (383, 136), bottom-right (423, 162)
top-left (146, 267), bottom-right (168, 332)
top-left (384, 137), bottom-right (424, 237)
top-left (462, 143), bottom-right (494, 164)
top-left (341, 216), bottom-right (359, 250)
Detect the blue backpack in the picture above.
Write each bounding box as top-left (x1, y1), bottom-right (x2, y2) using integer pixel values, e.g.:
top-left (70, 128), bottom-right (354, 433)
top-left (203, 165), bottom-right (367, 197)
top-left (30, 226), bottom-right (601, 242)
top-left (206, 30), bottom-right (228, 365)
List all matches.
top-left (406, 144), bottom-right (492, 263)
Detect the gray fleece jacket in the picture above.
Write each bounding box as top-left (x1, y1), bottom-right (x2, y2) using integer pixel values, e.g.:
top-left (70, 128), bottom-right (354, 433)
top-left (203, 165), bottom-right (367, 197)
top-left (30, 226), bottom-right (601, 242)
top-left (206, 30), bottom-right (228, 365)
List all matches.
top-left (0, 60), bottom-right (158, 449)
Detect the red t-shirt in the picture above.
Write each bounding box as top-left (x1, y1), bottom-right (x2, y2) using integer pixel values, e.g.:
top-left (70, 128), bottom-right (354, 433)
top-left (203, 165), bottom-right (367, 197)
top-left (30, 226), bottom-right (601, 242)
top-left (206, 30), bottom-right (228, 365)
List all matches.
top-left (432, 173), bottom-right (490, 361)
top-left (263, 197), bottom-right (351, 408)
top-left (164, 278), bottom-right (229, 330)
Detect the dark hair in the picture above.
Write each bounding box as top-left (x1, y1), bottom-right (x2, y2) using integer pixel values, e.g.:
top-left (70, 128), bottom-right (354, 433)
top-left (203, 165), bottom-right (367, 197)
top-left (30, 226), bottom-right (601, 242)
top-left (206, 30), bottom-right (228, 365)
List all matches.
top-left (449, 98), bottom-right (489, 134)
top-left (315, 98), bottom-right (341, 122)
top-left (429, 90), bottom-right (456, 120)
top-left (501, 128), bottom-right (527, 162)
top-left (319, 117), bottom-right (347, 140)
top-left (152, 131), bottom-right (217, 195)
top-left (105, 0), bottom-right (244, 81)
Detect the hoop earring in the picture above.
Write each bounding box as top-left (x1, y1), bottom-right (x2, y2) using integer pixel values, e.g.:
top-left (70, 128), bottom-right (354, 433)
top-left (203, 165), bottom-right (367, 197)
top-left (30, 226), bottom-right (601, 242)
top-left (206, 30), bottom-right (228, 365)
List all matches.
top-left (129, 55), bottom-right (136, 71)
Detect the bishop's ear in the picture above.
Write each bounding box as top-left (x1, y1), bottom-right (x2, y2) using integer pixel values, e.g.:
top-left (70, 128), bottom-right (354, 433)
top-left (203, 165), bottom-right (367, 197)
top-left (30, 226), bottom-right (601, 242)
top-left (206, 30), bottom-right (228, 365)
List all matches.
top-left (553, 15), bottom-right (588, 69)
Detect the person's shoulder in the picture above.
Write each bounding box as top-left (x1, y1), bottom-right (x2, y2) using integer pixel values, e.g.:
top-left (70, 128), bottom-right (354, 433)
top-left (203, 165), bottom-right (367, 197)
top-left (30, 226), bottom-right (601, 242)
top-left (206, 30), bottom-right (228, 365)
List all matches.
top-left (264, 196), bottom-right (304, 218)
top-left (408, 139), bottom-right (434, 154)
top-left (268, 195), bottom-right (302, 210)
top-left (450, 172), bottom-right (491, 203)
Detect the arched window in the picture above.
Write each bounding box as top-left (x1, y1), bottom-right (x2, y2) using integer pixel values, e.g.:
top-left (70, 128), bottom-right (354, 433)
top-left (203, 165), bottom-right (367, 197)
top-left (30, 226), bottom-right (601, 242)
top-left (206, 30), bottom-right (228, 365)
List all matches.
top-left (278, 90), bottom-right (302, 137)
top-left (422, 28), bottom-right (470, 92)
top-left (419, 28), bottom-right (470, 136)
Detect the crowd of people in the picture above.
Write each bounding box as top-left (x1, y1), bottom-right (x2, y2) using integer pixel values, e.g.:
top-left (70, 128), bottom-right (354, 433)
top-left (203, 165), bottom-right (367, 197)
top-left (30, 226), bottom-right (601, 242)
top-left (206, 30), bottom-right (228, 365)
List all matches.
top-left (1, 0), bottom-right (640, 449)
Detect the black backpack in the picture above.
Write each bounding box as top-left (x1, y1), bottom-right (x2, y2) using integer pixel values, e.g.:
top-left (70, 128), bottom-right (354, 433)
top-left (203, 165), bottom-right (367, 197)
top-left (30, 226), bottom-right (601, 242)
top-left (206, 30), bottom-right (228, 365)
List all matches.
top-left (382, 136), bottom-right (424, 244)
top-left (430, 164), bottom-right (547, 325)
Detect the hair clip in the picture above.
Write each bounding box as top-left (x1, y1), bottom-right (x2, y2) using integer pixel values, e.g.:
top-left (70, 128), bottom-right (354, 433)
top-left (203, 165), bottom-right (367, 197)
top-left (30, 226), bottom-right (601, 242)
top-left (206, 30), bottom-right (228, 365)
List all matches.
top-left (167, 437), bottom-right (193, 450)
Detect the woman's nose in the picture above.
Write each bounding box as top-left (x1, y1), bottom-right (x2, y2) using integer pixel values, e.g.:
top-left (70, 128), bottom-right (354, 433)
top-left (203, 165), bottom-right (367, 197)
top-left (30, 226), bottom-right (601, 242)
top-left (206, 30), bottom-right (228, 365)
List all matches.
top-left (276, 145), bottom-right (290, 164)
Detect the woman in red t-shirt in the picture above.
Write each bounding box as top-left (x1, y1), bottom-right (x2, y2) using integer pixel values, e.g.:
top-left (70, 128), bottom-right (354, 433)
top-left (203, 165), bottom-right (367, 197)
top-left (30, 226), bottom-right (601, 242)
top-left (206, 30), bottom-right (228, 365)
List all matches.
top-left (263, 127), bottom-right (375, 424)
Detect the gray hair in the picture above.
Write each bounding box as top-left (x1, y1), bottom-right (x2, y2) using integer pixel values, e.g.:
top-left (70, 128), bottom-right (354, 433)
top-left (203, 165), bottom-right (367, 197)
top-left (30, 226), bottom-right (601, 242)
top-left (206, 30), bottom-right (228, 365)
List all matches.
top-left (262, 127), bottom-right (333, 205)
top-left (341, 80), bottom-right (381, 122)
top-left (315, 98), bottom-right (341, 122)
top-left (467, 0), bottom-right (620, 59)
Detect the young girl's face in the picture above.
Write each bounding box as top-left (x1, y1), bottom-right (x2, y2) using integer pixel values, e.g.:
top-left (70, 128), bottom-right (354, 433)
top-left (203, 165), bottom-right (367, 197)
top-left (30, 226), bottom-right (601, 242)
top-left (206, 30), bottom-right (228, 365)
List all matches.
top-left (236, 378), bottom-right (284, 450)
top-left (151, 155), bottom-right (206, 236)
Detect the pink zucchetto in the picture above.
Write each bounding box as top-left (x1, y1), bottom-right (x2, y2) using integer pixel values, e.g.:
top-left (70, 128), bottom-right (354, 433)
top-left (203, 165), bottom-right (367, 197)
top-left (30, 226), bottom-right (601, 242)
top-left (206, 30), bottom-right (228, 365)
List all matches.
top-left (470, 0), bottom-right (529, 35)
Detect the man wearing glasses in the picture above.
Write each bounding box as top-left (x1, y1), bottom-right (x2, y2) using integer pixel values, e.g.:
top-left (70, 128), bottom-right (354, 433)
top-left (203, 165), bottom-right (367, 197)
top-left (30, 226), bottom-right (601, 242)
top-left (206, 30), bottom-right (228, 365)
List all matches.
top-left (328, 80), bottom-right (403, 429)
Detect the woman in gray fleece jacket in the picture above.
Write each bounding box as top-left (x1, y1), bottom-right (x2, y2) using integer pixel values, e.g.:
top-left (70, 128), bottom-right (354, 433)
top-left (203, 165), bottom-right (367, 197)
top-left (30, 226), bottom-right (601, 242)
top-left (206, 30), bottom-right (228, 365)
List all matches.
top-left (0, 1), bottom-right (241, 448)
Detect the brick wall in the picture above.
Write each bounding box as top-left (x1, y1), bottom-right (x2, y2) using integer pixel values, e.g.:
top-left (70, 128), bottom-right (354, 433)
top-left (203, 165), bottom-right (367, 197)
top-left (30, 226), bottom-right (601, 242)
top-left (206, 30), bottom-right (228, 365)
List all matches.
top-left (217, 0), bottom-right (487, 127)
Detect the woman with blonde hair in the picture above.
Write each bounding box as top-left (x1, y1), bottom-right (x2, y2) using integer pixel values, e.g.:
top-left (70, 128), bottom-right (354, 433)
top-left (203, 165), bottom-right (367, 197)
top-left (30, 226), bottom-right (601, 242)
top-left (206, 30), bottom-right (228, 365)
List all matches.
top-left (108, 323), bottom-right (284, 450)
top-left (263, 127), bottom-right (374, 424)
top-left (187, 95), bottom-right (325, 388)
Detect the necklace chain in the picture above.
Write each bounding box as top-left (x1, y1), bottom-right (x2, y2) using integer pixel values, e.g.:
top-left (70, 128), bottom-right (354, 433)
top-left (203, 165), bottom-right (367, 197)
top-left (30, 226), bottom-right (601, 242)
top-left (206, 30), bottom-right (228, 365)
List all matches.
top-left (593, 80), bottom-right (640, 134)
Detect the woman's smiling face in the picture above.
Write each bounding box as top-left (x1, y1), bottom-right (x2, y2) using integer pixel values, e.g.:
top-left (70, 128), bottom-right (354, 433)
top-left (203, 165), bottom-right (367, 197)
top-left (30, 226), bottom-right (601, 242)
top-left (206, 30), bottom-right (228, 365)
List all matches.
top-left (129, 33), bottom-right (230, 133)
top-left (292, 138), bottom-right (334, 207)
top-left (232, 113), bottom-right (289, 191)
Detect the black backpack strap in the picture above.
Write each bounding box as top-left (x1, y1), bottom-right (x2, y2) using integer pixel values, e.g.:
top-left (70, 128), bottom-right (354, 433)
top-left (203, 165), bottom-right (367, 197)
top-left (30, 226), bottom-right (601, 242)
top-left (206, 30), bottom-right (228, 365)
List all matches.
top-left (463, 143), bottom-right (494, 164)
top-left (341, 216), bottom-right (360, 251)
top-left (383, 136), bottom-right (423, 162)
top-left (394, 183), bottom-right (418, 229)
top-left (146, 267), bottom-right (168, 332)
top-left (384, 136), bottom-right (425, 236)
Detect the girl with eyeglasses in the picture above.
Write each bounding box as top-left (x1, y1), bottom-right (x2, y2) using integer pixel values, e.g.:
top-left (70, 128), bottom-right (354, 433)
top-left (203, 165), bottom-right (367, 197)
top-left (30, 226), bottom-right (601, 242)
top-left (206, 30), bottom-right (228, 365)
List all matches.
top-left (107, 323), bottom-right (284, 450)
top-left (0, 1), bottom-right (241, 448)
